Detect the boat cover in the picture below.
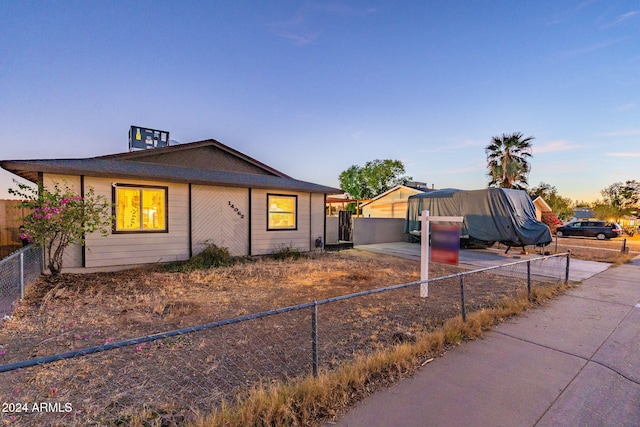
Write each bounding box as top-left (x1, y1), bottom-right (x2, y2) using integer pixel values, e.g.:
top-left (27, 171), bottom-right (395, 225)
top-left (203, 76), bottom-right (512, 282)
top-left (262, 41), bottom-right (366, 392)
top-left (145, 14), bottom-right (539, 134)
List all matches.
top-left (405, 188), bottom-right (552, 247)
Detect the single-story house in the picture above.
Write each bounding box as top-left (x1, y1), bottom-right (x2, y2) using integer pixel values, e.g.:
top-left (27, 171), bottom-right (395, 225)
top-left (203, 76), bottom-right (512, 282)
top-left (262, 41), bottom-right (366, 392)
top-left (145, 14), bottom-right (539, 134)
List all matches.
top-left (360, 185), bottom-right (426, 219)
top-left (531, 196), bottom-right (552, 221)
top-left (326, 193), bottom-right (359, 216)
top-left (0, 199), bottom-right (30, 258)
top-left (571, 207), bottom-right (596, 222)
top-left (0, 139), bottom-right (341, 271)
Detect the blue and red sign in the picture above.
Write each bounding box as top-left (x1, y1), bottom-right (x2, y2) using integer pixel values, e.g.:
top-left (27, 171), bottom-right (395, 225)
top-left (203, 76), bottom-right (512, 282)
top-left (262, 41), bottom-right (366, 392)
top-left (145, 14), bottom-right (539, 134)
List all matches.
top-left (430, 223), bottom-right (460, 265)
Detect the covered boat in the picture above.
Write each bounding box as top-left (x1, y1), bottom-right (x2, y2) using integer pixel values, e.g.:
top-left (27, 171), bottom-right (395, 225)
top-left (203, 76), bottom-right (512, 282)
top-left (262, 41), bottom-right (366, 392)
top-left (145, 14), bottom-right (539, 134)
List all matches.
top-left (405, 188), bottom-right (552, 248)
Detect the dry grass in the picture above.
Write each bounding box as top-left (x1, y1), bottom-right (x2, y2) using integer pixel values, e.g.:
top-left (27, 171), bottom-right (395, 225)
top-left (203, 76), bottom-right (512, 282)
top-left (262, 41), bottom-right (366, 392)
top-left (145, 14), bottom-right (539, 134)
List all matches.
top-left (529, 235), bottom-right (640, 263)
top-left (2, 251), bottom-right (436, 362)
top-left (194, 284), bottom-right (571, 427)
top-left (0, 247), bottom-right (581, 425)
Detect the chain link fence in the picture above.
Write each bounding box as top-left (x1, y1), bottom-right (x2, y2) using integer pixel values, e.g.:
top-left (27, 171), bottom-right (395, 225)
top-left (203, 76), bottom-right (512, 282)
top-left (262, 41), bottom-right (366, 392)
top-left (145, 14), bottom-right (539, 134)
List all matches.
top-left (0, 245), bottom-right (42, 316)
top-left (0, 253), bottom-right (569, 426)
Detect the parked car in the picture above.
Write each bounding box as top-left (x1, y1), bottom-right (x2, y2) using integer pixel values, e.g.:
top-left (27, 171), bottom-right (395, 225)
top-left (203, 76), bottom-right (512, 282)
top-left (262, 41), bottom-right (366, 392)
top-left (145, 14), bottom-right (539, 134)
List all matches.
top-left (556, 221), bottom-right (622, 240)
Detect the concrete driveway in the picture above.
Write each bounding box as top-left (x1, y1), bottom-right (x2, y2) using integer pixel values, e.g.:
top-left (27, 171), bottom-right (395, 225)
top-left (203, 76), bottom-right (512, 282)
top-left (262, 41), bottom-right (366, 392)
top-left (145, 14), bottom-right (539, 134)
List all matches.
top-left (355, 241), bottom-right (610, 281)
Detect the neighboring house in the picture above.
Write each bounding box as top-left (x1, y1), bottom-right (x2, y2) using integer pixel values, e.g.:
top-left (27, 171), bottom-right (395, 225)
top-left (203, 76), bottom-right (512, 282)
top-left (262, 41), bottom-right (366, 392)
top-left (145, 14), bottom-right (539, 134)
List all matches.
top-left (531, 196), bottom-right (552, 221)
top-left (326, 193), bottom-right (358, 216)
top-left (618, 215), bottom-right (638, 231)
top-left (0, 200), bottom-right (30, 258)
top-left (571, 207), bottom-right (596, 222)
top-left (0, 139), bottom-right (341, 271)
top-left (360, 185), bottom-right (429, 219)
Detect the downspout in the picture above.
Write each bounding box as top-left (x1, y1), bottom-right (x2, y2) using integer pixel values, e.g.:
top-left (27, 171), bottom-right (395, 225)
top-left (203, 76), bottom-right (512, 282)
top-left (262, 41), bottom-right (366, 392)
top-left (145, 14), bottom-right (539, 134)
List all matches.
top-left (81, 175), bottom-right (86, 268)
top-left (323, 193), bottom-right (327, 251)
top-left (188, 183), bottom-right (193, 258)
top-left (309, 192), bottom-right (312, 251)
top-left (248, 188), bottom-right (252, 256)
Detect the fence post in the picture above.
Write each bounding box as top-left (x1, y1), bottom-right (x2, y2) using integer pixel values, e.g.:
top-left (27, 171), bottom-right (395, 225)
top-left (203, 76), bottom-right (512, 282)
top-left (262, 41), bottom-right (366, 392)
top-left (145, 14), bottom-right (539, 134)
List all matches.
top-left (460, 275), bottom-right (467, 322)
top-left (19, 251), bottom-right (25, 299)
top-left (565, 250), bottom-right (571, 284)
top-left (311, 301), bottom-right (319, 378)
top-left (527, 260), bottom-right (531, 301)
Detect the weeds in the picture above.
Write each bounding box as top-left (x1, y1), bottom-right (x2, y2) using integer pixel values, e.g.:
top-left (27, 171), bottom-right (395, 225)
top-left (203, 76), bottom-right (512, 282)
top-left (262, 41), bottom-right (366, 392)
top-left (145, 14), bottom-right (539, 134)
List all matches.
top-left (195, 282), bottom-right (572, 427)
top-left (269, 243), bottom-right (306, 261)
top-left (167, 244), bottom-right (240, 272)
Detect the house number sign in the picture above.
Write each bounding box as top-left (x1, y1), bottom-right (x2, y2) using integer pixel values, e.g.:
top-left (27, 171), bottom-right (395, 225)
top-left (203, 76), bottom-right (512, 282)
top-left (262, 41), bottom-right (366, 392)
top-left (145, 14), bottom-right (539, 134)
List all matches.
top-left (228, 201), bottom-right (245, 219)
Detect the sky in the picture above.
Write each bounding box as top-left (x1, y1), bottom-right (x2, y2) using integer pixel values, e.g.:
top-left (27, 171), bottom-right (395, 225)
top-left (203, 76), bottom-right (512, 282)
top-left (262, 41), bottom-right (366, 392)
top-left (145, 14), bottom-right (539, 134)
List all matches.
top-left (1, 1), bottom-right (638, 202)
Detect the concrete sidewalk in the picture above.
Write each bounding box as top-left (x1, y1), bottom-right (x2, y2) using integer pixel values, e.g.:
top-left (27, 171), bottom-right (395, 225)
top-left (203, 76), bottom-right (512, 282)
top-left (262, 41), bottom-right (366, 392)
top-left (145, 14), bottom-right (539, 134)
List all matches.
top-left (356, 241), bottom-right (610, 281)
top-left (331, 256), bottom-right (640, 427)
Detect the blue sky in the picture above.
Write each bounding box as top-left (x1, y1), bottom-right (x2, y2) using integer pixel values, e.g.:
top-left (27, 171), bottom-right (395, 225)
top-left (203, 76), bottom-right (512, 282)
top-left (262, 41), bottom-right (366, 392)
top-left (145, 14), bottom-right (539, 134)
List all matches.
top-left (1, 1), bottom-right (638, 202)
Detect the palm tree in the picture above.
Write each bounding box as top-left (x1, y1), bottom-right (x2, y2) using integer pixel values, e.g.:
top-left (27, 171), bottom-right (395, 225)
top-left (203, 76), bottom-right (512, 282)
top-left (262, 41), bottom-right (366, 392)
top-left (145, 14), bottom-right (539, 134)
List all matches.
top-left (485, 132), bottom-right (534, 189)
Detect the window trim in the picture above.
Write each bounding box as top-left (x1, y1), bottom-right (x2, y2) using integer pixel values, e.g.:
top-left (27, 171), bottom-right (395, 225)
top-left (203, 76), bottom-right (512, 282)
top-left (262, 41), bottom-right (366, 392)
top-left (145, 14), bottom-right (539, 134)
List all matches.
top-left (267, 193), bottom-right (298, 231)
top-left (112, 184), bottom-right (169, 234)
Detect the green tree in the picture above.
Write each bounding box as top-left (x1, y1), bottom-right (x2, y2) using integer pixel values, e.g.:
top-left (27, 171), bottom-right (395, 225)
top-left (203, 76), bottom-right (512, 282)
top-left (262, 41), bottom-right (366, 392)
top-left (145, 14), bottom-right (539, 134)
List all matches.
top-left (601, 180), bottom-right (640, 215)
top-left (528, 182), bottom-right (573, 221)
top-left (590, 200), bottom-right (620, 222)
top-left (485, 132), bottom-right (534, 189)
top-left (9, 180), bottom-right (112, 276)
top-left (338, 159), bottom-right (412, 215)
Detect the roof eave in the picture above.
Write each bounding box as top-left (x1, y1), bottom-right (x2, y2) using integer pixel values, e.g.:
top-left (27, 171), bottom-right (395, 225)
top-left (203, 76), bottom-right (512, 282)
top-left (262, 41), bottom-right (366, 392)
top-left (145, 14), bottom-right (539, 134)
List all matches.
top-left (0, 159), bottom-right (341, 194)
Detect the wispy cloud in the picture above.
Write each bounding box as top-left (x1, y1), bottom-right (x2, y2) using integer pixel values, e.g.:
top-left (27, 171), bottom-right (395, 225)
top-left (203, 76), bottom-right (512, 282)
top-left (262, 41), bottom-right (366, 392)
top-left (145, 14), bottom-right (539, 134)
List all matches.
top-left (312, 3), bottom-right (378, 18)
top-left (596, 128), bottom-right (640, 137)
top-left (607, 152), bottom-right (640, 157)
top-left (418, 140), bottom-right (485, 154)
top-left (533, 140), bottom-right (580, 154)
top-left (436, 164), bottom-right (485, 175)
top-left (350, 130), bottom-right (363, 140)
top-left (599, 10), bottom-right (639, 29)
top-left (546, 0), bottom-right (597, 26)
top-left (268, 2), bottom-right (378, 46)
top-left (275, 31), bottom-right (320, 46)
top-left (616, 102), bottom-right (637, 112)
top-left (554, 39), bottom-right (623, 60)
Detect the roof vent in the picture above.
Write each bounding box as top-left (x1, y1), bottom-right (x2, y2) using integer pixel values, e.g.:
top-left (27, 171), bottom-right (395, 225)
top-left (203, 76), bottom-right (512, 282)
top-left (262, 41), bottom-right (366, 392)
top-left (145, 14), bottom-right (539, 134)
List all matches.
top-left (129, 126), bottom-right (170, 151)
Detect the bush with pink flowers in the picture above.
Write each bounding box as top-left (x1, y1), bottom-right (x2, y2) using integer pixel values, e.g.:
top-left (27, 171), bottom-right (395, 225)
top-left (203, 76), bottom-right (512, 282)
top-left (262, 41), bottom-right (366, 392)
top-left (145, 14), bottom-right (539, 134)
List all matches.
top-left (9, 180), bottom-right (112, 275)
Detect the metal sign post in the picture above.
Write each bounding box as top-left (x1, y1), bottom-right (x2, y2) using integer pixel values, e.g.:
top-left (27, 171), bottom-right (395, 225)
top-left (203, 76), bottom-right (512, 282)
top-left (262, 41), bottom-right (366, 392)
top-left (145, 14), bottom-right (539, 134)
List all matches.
top-left (420, 210), bottom-right (464, 297)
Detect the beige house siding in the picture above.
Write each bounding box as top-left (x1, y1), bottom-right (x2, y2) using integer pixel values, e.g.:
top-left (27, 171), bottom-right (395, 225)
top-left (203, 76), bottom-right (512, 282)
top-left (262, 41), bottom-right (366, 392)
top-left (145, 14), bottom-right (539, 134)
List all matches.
top-left (43, 174), bottom-right (83, 268)
top-left (310, 193), bottom-right (325, 249)
top-left (361, 187), bottom-right (423, 219)
top-left (250, 189), bottom-right (312, 255)
top-left (39, 176), bottom-right (328, 269)
top-left (83, 177), bottom-right (190, 268)
top-left (191, 185), bottom-right (249, 256)
top-left (532, 197), bottom-right (552, 221)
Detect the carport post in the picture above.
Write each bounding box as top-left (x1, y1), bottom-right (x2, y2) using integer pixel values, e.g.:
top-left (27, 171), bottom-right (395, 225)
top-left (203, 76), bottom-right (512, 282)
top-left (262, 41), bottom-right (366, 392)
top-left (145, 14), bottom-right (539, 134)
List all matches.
top-left (420, 210), bottom-right (430, 297)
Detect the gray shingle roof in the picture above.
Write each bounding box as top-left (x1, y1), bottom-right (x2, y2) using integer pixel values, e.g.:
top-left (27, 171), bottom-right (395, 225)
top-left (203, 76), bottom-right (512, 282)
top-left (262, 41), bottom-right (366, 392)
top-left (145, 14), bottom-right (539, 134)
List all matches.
top-left (0, 157), bottom-right (340, 194)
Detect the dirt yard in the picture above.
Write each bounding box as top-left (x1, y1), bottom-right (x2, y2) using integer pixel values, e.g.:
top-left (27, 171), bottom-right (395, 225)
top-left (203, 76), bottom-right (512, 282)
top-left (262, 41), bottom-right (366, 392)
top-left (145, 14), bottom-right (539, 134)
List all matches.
top-left (0, 248), bottom-right (560, 425)
top-left (0, 240), bottom-right (623, 425)
top-left (2, 251), bottom-right (413, 357)
top-left (517, 234), bottom-right (640, 263)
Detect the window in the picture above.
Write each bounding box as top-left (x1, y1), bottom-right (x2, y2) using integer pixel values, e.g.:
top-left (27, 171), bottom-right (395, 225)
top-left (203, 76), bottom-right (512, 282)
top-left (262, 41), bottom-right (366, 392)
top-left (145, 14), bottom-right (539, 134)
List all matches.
top-left (267, 194), bottom-right (297, 230)
top-left (114, 185), bottom-right (167, 232)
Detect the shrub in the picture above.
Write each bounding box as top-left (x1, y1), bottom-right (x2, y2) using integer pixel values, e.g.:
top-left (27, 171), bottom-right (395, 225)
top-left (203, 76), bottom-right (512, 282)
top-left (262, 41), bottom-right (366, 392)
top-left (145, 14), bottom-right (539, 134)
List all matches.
top-left (9, 180), bottom-right (112, 276)
top-left (541, 211), bottom-right (563, 234)
top-left (270, 244), bottom-right (305, 261)
top-left (167, 244), bottom-right (236, 272)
